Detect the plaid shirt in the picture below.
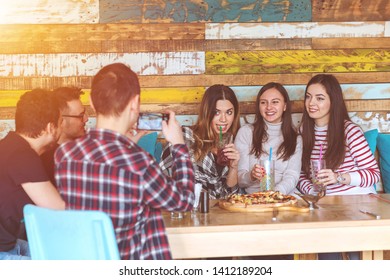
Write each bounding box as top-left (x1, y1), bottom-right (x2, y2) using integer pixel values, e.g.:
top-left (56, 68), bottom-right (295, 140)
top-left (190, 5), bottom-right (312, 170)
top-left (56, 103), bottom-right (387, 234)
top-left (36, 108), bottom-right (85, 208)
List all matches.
top-left (160, 126), bottom-right (238, 199)
top-left (55, 129), bottom-right (194, 260)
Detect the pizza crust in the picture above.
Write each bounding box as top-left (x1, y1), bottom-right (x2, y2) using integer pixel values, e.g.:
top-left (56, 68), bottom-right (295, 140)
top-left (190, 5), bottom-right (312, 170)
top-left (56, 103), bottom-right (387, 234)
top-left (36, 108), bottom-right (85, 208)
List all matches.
top-left (219, 191), bottom-right (299, 212)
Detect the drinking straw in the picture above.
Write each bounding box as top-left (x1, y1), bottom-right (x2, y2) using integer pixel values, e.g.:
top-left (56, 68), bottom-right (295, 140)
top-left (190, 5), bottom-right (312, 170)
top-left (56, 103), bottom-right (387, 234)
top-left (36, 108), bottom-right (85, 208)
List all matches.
top-left (219, 126), bottom-right (223, 142)
top-left (319, 143), bottom-right (323, 169)
top-left (269, 147), bottom-right (272, 161)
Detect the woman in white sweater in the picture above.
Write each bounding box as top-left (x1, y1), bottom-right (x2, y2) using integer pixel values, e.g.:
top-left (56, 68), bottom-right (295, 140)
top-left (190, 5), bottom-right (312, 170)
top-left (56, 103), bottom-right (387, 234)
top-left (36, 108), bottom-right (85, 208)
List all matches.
top-left (235, 82), bottom-right (302, 195)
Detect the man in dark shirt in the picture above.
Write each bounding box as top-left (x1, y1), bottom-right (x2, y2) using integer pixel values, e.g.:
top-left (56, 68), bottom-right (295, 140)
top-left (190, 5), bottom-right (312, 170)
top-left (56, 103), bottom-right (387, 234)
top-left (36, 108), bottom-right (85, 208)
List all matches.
top-left (0, 89), bottom-right (65, 260)
top-left (40, 87), bottom-right (88, 184)
top-left (55, 63), bottom-right (195, 259)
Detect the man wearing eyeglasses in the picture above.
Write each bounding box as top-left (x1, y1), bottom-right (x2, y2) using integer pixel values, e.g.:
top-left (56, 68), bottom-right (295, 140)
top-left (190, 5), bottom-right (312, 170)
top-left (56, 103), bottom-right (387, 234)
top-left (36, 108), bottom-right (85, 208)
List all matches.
top-left (40, 87), bottom-right (88, 184)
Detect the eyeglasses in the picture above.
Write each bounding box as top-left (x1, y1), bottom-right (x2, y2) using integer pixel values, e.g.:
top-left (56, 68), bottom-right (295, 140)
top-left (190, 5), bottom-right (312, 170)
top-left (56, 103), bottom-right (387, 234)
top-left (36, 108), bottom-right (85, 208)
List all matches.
top-left (62, 109), bottom-right (87, 120)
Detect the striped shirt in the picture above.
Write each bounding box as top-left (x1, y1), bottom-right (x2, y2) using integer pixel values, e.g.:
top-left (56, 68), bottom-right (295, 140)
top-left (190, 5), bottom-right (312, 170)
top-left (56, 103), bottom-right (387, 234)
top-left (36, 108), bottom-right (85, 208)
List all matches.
top-left (55, 129), bottom-right (195, 259)
top-left (297, 121), bottom-right (380, 195)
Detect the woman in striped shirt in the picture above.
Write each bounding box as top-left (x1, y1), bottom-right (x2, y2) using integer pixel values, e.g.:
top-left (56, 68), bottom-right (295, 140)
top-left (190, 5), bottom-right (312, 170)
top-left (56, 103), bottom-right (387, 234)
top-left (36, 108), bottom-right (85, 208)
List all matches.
top-left (297, 74), bottom-right (380, 196)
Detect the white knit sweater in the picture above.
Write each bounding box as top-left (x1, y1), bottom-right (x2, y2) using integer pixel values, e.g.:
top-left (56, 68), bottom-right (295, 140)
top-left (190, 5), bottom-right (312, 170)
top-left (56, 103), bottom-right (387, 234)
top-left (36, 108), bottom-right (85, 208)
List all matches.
top-left (235, 122), bottom-right (302, 194)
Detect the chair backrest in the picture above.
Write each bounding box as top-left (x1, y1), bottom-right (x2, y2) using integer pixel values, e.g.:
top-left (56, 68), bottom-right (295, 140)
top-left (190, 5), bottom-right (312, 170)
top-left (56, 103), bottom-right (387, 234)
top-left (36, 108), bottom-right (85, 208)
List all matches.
top-left (23, 204), bottom-right (120, 260)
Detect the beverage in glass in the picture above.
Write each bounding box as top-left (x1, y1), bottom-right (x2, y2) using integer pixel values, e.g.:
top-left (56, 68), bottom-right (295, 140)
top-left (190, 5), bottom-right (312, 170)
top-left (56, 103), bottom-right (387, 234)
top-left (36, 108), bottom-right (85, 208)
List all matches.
top-left (258, 159), bottom-right (275, 192)
top-left (216, 133), bottom-right (232, 166)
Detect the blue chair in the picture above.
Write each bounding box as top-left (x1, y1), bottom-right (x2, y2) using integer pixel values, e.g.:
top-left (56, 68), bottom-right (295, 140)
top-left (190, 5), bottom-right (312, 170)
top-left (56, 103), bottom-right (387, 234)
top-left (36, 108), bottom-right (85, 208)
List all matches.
top-left (23, 204), bottom-right (120, 260)
top-left (138, 132), bottom-right (164, 162)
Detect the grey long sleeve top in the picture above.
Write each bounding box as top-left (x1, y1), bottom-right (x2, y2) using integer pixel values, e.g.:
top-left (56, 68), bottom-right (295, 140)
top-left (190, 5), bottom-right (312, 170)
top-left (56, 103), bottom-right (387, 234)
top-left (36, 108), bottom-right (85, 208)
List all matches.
top-left (235, 122), bottom-right (302, 194)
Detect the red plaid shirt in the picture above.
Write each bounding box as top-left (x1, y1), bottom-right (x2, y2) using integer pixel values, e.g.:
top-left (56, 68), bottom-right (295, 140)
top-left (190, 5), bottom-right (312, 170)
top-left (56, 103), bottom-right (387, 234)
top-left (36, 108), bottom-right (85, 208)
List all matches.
top-left (54, 129), bottom-right (194, 260)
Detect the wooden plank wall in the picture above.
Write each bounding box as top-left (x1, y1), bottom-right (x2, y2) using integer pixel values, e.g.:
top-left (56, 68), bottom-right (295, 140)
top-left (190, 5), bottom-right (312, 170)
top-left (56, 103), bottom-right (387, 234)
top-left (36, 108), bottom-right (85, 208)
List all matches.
top-left (0, 0), bottom-right (389, 137)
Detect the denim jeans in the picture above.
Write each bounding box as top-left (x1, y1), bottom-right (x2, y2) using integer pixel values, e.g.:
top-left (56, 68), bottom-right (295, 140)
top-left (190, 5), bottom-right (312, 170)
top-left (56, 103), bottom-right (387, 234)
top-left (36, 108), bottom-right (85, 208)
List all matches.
top-left (0, 239), bottom-right (31, 260)
top-left (318, 251), bottom-right (360, 260)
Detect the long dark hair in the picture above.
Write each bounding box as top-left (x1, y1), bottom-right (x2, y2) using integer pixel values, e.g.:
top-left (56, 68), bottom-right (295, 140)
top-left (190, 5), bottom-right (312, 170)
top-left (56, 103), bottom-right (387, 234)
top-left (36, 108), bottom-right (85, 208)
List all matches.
top-left (251, 82), bottom-right (297, 160)
top-left (191, 84), bottom-right (240, 161)
top-left (300, 74), bottom-right (350, 175)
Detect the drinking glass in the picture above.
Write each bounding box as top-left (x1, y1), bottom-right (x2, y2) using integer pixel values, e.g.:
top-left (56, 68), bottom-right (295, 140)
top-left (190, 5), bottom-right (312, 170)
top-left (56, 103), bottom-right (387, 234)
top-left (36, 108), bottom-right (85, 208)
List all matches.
top-left (170, 211), bottom-right (183, 219)
top-left (216, 133), bottom-right (233, 166)
top-left (304, 159), bottom-right (327, 210)
top-left (191, 183), bottom-right (203, 216)
top-left (257, 159), bottom-right (275, 192)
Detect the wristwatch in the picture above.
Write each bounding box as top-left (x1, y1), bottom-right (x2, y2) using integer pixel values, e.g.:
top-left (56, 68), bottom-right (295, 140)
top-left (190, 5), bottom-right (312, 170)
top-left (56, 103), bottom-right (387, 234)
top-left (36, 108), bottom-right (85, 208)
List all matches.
top-left (337, 172), bottom-right (346, 183)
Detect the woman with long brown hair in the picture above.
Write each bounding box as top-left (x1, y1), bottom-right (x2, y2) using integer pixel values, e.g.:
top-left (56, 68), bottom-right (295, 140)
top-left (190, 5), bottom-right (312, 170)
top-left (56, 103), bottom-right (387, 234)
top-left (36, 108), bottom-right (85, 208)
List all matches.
top-left (235, 82), bottom-right (302, 194)
top-left (297, 74), bottom-right (380, 196)
top-left (160, 84), bottom-right (241, 199)
top-left (298, 74), bottom-right (380, 260)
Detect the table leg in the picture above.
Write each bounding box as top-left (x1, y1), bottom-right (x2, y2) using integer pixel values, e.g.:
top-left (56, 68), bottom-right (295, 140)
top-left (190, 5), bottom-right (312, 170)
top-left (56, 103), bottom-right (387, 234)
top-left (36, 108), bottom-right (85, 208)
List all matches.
top-left (362, 250), bottom-right (383, 260)
top-left (294, 253), bottom-right (317, 260)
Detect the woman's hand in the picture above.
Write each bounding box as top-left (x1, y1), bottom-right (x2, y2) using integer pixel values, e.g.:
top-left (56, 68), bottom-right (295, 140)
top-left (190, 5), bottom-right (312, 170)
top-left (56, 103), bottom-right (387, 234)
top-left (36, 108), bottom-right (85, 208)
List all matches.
top-left (251, 164), bottom-right (265, 181)
top-left (223, 143), bottom-right (240, 170)
top-left (317, 169), bottom-right (343, 186)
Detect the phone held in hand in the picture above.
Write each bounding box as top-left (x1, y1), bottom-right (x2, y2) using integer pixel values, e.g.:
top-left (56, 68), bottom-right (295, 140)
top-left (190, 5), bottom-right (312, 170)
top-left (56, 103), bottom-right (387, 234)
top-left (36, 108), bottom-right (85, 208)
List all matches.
top-left (137, 113), bottom-right (169, 130)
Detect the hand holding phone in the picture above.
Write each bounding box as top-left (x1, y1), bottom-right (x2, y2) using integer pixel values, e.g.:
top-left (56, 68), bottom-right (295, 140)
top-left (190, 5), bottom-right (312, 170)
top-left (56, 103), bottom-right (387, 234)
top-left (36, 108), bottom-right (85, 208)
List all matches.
top-left (162, 111), bottom-right (185, 145)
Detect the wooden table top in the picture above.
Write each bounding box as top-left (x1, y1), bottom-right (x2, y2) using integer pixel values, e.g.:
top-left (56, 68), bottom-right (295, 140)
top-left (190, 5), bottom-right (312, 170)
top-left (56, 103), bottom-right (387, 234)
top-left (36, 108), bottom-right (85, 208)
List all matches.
top-left (163, 194), bottom-right (390, 259)
top-left (164, 194), bottom-right (390, 232)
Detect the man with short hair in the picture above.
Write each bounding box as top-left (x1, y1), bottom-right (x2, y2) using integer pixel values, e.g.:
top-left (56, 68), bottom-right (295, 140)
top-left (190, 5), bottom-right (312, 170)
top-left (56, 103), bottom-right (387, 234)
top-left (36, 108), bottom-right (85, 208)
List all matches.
top-left (55, 63), bottom-right (194, 259)
top-left (41, 87), bottom-right (88, 184)
top-left (0, 89), bottom-right (65, 260)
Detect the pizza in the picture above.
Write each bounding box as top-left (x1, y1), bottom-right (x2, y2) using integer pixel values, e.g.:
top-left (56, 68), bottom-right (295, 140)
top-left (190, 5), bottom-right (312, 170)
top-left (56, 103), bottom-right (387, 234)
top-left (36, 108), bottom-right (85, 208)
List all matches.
top-left (219, 191), bottom-right (298, 212)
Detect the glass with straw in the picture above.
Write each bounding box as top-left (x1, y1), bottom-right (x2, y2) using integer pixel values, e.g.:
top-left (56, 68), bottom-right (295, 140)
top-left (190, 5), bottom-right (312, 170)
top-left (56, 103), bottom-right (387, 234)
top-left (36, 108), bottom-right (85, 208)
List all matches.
top-left (298, 144), bottom-right (327, 210)
top-left (258, 147), bottom-right (275, 192)
top-left (216, 126), bottom-right (232, 166)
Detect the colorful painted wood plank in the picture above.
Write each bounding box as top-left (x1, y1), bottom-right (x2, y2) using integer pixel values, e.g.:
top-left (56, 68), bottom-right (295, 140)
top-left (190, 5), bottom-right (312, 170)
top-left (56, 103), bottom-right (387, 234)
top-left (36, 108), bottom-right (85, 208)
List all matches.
top-left (0, 23), bottom-right (204, 43)
top-left (232, 84), bottom-right (390, 102)
top-left (0, 38), bottom-right (312, 54)
top-left (0, 1), bottom-right (98, 24)
top-left (312, 38), bottom-right (390, 50)
top-left (3, 84), bottom-right (388, 108)
top-left (206, 49), bottom-right (390, 74)
top-left (3, 72), bottom-right (390, 90)
top-left (206, 22), bottom-right (386, 39)
top-left (99, 0), bottom-right (311, 23)
top-left (312, 0), bottom-right (390, 22)
top-left (0, 52), bottom-right (205, 77)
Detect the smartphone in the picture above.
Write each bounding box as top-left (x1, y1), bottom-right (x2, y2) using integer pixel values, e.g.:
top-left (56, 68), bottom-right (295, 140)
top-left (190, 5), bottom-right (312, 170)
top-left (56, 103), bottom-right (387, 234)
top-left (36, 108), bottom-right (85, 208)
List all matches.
top-left (137, 113), bottom-right (169, 130)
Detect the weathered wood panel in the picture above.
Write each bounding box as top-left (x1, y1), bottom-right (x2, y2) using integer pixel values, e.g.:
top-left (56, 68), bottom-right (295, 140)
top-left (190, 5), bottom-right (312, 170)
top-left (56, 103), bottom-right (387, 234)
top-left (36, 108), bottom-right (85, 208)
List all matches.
top-left (312, 38), bottom-right (390, 49)
top-left (0, 23), bottom-right (205, 44)
top-left (3, 72), bottom-right (390, 90)
top-left (206, 22), bottom-right (386, 39)
top-left (99, 0), bottom-right (311, 23)
top-left (0, 52), bottom-right (205, 77)
top-left (206, 49), bottom-right (390, 74)
top-left (312, 0), bottom-right (390, 22)
top-left (386, 21), bottom-right (390, 37)
top-left (0, 1), bottom-right (98, 24)
top-left (0, 38), bottom-right (313, 54)
top-left (2, 84), bottom-right (389, 107)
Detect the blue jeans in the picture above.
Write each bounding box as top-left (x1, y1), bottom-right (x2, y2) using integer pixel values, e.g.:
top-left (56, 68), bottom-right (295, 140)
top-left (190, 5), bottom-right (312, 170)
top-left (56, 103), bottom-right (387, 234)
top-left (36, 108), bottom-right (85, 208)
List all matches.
top-left (318, 252), bottom-right (360, 260)
top-left (0, 239), bottom-right (31, 260)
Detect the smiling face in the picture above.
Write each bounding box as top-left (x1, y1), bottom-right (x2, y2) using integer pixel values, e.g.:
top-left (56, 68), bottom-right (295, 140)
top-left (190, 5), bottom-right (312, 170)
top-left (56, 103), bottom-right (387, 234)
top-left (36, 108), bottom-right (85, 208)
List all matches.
top-left (259, 87), bottom-right (286, 124)
top-left (305, 83), bottom-right (331, 127)
top-left (211, 99), bottom-right (235, 135)
top-left (59, 99), bottom-right (88, 143)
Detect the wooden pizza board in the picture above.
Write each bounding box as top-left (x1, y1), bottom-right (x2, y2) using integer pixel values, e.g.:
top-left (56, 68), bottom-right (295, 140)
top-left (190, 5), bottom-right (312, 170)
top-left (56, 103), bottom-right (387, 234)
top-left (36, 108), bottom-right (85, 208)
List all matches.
top-left (218, 200), bottom-right (310, 213)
